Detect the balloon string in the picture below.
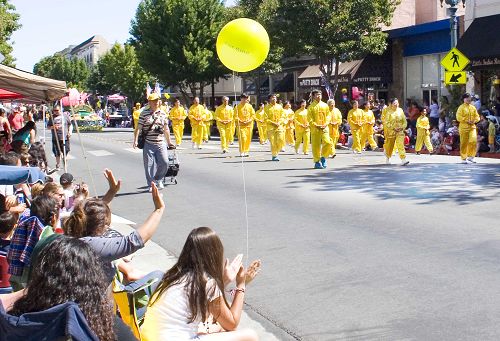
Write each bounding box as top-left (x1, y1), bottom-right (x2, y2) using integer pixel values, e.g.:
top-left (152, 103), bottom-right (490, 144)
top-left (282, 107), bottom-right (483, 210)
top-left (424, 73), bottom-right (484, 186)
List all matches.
top-left (234, 72), bottom-right (250, 266)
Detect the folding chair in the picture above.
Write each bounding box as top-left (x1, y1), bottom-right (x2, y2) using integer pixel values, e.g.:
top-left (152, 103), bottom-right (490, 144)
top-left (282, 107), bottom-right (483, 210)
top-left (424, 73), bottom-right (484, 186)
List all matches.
top-left (0, 255), bottom-right (12, 294)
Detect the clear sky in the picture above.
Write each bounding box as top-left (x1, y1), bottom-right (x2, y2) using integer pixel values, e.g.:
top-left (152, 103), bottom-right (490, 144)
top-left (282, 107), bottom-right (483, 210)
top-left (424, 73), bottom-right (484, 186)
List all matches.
top-left (10, 0), bottom-right (237, 73)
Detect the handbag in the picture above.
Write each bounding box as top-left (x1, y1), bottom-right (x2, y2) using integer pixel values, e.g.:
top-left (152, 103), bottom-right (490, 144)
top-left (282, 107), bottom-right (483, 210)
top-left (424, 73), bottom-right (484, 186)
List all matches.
top-left (137, 114), bottom-right (159, 149)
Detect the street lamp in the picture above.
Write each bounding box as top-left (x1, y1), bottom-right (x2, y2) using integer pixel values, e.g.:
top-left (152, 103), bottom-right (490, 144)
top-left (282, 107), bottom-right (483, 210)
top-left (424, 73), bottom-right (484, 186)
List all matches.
top-left (440, 0), bottom-right (466, 47)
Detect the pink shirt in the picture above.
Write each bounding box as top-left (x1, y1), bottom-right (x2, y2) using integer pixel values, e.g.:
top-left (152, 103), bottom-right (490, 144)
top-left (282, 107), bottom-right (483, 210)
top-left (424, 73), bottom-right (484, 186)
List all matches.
top-left (8, 113), bottom-right (24, 131)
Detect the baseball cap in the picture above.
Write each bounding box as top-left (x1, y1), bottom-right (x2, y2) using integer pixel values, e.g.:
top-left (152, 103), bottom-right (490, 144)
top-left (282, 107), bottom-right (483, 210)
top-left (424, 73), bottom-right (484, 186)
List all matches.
top-left (59, 173), bottom-right (74, 185)
top-left (147, 93), bottom-right (160, 101)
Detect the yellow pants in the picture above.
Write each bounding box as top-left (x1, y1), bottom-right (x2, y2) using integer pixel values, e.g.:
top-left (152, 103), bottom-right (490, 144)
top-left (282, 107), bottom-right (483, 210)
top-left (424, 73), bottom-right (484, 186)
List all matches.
top-left (191, 123), bottom-right (204, 145)
top-left (415, 129), bottom-right (433, 152)
top-left (172, 123), bottom-right (184, 145)
top-left (331, 135), bottom-right (339, 155)
top-left (384, 134), bottom-right (405, 159)
top-left (294, 127), bottom-right (310, 154)
top-left (257, 123), bottom-right (267, 144)
top-left (268, 127), bottom-right (285, 157)
top-left (238, 124), bottom-right (253, 153)
top-left (361, 125), bottom-right (377, 149)
top-left (203, 122), bottom-right (211, 141)
top-left (311, 127), bottom-right (333, 163)
top-left (459, 126), bottom-right (477, 160)
top-left (285, 127), bottom-right (295, 145)
top-left (217, 123), bottom-right (231, 151)
top-left (351, 128), bottom-right (362, 152)
top-left (230, 122), bottom-right (236, 143)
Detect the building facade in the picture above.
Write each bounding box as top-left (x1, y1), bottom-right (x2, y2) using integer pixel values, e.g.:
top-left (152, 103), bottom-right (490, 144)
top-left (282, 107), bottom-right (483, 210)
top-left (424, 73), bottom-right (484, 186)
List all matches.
top-left (58, 35), bottom-right (111, 66)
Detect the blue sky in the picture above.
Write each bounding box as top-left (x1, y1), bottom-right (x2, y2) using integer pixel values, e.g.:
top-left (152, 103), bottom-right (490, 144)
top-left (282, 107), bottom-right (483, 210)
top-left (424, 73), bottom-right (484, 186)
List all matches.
top-left (10, 0), bottom-right (236, 73)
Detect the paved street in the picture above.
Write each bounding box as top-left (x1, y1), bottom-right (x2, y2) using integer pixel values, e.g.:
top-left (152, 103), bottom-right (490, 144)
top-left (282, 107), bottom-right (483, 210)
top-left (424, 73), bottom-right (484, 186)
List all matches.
top-left (47, 130), bottom-right (500, 341)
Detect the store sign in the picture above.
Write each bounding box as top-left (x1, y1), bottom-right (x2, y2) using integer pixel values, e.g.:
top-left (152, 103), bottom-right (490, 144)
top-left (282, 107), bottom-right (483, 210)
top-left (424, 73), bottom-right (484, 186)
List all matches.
top-left (441, 47), bottom-right (470, 72)
top-left (471, 57), bottom-right (500, 67)
top-left (352, 76), bottom-right (382, 83)
top-left (299, 76), bottom-right (350, 88)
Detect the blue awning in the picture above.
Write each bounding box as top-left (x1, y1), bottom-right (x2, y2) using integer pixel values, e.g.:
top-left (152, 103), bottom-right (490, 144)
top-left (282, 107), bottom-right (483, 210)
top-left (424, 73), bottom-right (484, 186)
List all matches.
top-left (0, 166), bottom-right (46, 185)
top-left (387, 19), bottom-right (450, 39)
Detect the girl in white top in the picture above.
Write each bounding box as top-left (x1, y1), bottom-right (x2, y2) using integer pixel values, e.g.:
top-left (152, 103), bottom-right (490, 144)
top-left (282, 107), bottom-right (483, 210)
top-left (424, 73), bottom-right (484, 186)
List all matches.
top-left (141, 227), bottom-right (261, 341)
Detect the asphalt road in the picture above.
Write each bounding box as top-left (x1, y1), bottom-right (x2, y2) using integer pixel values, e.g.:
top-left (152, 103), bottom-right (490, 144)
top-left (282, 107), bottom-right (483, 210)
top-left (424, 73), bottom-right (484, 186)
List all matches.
top-left (47, 130), bottom-right (500, 341)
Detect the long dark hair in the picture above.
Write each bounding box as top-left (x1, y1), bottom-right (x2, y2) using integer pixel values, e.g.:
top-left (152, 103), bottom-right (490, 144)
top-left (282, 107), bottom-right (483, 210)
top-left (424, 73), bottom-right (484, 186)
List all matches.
top-left (9, 236), bottom-right (115, 341)
top-left (63, 198), bottom-right (111, 238)
top-left (149, 227), bottom-right (228, 322)
top-left (13, 121), bottom-right (36, 139)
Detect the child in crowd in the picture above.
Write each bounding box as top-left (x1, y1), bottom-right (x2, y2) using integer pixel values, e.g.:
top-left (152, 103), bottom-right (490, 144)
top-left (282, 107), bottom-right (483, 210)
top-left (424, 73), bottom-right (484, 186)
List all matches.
top-left (488, 116), bottom-right (497, 152)
top-left (142, 227), bottom-right (261, 341)
top-left (0, 211), bottom-right (17, 257)
top-left (59, 173), bottom-right (75, 211)
top-left (373, 119), bottom-right (384, 148)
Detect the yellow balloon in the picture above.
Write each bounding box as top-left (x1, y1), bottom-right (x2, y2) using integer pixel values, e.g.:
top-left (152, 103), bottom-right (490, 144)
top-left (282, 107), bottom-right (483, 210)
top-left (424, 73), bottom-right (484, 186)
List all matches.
top-left (216, 18), bottom-right (270, 73)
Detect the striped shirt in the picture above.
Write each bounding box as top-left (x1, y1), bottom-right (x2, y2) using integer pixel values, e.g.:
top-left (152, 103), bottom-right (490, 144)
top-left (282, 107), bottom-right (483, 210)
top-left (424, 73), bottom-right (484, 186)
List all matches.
top-left (138, 108), bottom-right (168, 145)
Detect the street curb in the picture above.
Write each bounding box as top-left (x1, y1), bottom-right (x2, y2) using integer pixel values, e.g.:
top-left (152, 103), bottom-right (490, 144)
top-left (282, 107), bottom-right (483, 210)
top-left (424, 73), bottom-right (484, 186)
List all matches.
top-left (110, 221), bottom-right (282, 341)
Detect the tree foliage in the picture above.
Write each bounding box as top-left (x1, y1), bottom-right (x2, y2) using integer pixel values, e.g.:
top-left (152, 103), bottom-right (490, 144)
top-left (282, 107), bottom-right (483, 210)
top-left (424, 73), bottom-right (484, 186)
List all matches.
top-left (130, 0), bottom-right (227, 99)
top-left (0, 0), bottom-right (21, 67)
top-left (87, 43), bottom-right (152, 103)
top-left (33, 54), bottom-right (90, 90)
top-left (256, 0), bottom-right (400, 95)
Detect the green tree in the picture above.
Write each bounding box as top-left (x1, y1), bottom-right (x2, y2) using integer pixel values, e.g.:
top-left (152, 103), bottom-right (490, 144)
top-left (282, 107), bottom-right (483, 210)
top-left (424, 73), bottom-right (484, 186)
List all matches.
top-left (87, 43), bottom-right (152, 103)
top-left (130, 0), bottom-right (227, 100)
top-left (33, 54), bottom-right (90, 90)
top-left (257, 0), bottom-right (400, 96)
top-left (0, 0), bottom-right (21, 67)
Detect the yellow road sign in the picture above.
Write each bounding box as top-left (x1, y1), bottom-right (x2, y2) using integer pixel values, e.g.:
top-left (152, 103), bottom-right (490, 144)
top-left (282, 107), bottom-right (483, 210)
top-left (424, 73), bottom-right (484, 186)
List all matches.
top-left (441, 48), bottom-right (470, 72)
top-left (445, 71), bottom-right (466, 85)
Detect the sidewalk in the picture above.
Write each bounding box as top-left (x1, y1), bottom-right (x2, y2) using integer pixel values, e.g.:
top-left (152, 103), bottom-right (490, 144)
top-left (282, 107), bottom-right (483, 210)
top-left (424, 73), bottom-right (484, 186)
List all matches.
top-left (111, 217), bottom-right (281, 341)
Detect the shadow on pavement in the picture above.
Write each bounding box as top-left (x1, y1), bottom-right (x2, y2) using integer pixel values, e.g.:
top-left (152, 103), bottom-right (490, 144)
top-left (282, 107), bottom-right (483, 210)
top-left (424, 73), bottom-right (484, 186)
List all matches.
top-left (285, 163), bottom-right (500, 205)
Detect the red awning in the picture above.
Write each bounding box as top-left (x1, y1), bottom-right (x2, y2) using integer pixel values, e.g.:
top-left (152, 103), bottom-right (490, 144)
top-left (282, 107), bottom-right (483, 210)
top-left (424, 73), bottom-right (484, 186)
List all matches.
top-left (0, 88), bottom-right (24, 100)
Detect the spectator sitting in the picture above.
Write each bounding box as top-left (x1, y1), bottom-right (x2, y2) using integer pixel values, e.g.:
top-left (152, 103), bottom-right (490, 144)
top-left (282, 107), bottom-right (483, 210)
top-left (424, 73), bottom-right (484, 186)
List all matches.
top-left (28, 142), bottom-right (49, 172)
top-left (30, 182), bottom-right (45, 199)
top-left (59, 173), bottom-right (76, 211)
top-left (11, 121), bottom-right (36, 154)
top-left (1, 236), bottom-right (117, 341)
top-left (374, 119), bottom-right (384, 148)
top-left (141, 226), bottom-right (261, 341)
top-left (446, 120), bottom-right (459, 137)
top-left (487, 116), bottom-right (498, 152)
top-left (0, 212), bottom-right (17, 257)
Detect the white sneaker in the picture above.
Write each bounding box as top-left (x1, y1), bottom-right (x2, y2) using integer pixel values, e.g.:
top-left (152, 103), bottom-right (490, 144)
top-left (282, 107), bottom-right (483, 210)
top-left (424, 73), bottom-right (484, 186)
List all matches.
top-left (240, 153), bottom-right (245, 157)
top-left (386, 157), bottom-right (391, 164)
top-left (461, 160), bottom-right (468, 164)
top-left (401, 159), bottom-right (409, 166)
top-left (467, 157), bottom-right (477, 164)
top-left (157, 180), bottom-right (164, 189)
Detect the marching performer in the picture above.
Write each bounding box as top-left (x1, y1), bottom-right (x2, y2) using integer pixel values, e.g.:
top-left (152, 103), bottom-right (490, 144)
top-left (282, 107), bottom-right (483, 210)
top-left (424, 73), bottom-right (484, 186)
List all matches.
top-left (284, 101), bottom-right (295, 147)
top-left (169, 98), bottom-right (187, 146)
top-left (456, 93), bottom-right (480, 164)
top-left (361, 102), bottom-right (378, 151)
top-left (215, 96), bottom-right (234, 153)
top-left (265, 94), bottom-right (285, 161)
top-left (347, 100), bottom-right (364, 154)
top-left (235, 94), bottom-right (255, 157)
top-left (188, 97), bottom-right (205, 149)
top-left (202, 104), bottom-right (213, 142)
top-left (415, 107), bottom-right (434, 155)
top-left (327, 99), bottom-right (342, 158)
top-left (384, 98), bottom-right (409, 165)
top-left (307, 90), bottom-right (333, 169)
top-left (294, 99), bottom-right (310, 155)
top-left (255, 103), bottom-right (267, 144)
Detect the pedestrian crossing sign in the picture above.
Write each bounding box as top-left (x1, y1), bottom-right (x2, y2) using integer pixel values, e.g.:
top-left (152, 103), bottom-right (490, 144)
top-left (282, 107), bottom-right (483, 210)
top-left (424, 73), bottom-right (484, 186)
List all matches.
top-left (441, 48), bottom-right (470, 72)
top-left (445, 71), bottom-right (467, 85)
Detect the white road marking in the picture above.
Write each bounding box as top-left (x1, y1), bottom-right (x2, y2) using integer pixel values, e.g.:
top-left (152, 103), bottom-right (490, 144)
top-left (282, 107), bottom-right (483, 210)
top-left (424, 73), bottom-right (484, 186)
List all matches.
top-left (124, 147), bottom-right (143, 154)
top-left (87, 150), bottom-right (114, 156)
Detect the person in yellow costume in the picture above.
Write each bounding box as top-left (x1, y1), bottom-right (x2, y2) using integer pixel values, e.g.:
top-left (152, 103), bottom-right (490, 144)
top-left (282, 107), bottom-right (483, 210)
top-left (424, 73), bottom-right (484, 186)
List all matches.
top-left (307, 90), bottom-right (333, 169)
top-left (202, 104), bottom-right (213, 142)
top-left (327, 99), bottom-right (342, 158)
top-left (254, 103), bottom-right (267, 144)
top-left (265, 94), bottom-right (285, 161)
top-left (283, 101), bottom-right (295, 146)
top-left (229, 101), bottom-right (237, 145)
top-left (415, 107), bottom-right (434, 155)
top-left (235, 93), bottom-right (255, 157)
top-left (347, 100), bottom-right (364, 154)
top-left (456, 93), bottom-right (480, 163)
top-left (169, 98), bottom-right (187, 146)
top-left (188, 97), bottom-right (205, 149)
top-left (294, 99), bottom-right (310, 155)
top-left (384, 98), bottom-right (409, 165)
top-left (215, 96), bottom-right (234, 153)
top-left (361, 101), bottom-right (378, 151)
top-left (132, 103), bottom-right (142, 130)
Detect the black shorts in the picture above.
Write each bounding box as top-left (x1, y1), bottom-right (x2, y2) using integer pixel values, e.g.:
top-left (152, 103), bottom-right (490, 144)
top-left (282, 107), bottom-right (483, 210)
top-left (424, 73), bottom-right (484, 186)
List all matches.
top-left (52, 139), bottom-right (70, 157)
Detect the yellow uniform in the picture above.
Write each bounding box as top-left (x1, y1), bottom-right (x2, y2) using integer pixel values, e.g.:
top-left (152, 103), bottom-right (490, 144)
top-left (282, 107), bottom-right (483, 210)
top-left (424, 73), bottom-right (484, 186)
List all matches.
top-left (215, 104), bottom-right (234, 152)
top-left (235, 103), bottom-right (255, 154)
top-left (132, 108), bottom-right (142, 130)
top-left (347, 108), bottom-right (364, 153)
top-left (307, 100), bottom-right (333, 164)
top-left (284, 108), bottom-right (295, 146)
top-left (230, 111), bottom-right (237, 145)
top-left (294, 108), bottom-right (310, 154)
top-left (202, 109), bottom-right (213, 142)
top-left (361, 109), bottom-right (377, 150)
top-left (255, 108), bottom-right (267, 144)
top-left (265, 103), bottom-right (285, 158)
top-left (169, 106), bottom-right (187, 145)
top-left (188, 104), bottom-right (205, 146)
top-left (328, 107), bottom-right (343, 156)
top-left (384, 107), bottom-right (407, 160)
top-left (456, 103), bottom-right (480, 161)
top-left (415, 115), bottom-right (433, 153)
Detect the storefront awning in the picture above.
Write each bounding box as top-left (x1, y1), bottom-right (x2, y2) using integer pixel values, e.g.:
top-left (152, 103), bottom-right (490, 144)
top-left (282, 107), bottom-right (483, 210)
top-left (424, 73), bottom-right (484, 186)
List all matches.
top-left (274, 73), bottom-right (294, 93)
top-left (457, 14), bottom-right (500, 70)
top-left (298, 61), bottom-right (361, 87)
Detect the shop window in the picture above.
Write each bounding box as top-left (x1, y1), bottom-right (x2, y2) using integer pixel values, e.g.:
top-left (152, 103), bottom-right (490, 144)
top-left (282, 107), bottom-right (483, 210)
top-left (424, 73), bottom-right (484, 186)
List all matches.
top-left (406, 56), bottom-right (422, 100)
top-left (422, 55), bottom-right (439, 88)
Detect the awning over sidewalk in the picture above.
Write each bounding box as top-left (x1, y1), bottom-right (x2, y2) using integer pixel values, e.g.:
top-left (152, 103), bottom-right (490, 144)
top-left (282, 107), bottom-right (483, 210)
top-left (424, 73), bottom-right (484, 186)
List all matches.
top-left (457, 14), bottom-right (500, 70)
top-left (274, 73), bottom-right (294, 92)
top-left (298, 61), bottom-right (360, 87)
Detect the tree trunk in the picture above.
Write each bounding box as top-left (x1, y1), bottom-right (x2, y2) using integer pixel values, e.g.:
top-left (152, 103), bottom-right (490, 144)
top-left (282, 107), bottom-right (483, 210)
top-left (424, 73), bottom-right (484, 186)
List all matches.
top-left (199, 82), bottom-right (204, 103)
top-left (332, 59), bottom-right (340, 97)
top-left (211, 78), bottom-right (215, 109)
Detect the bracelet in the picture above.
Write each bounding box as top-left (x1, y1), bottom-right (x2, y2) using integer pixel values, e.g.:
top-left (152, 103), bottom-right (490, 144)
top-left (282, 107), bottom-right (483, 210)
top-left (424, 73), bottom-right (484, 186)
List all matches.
top-left (228, 287), bottom-right (246, 296)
